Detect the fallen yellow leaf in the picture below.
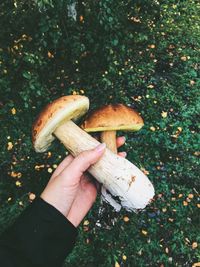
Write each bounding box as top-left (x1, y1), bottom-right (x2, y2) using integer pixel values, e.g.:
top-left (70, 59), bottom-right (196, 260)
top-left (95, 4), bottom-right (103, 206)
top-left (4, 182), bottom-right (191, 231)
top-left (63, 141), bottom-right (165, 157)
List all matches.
top-left (188, 194), bottom-right (194, 199)
top-left (181, 56), bottom-right (187, 61)
top-left (11, 108), bottom-right (16, 115)
top-left (161, 111), bottom-right (168, 118)
top-left (123, 216), bottom-right (130, 222)
top-left (142, 230), bottom-right (148, 236)
top-left (122, 255), bottom-right (127, 260)
top-left (7, 142), bottom-right (13, 150)
top-left (83, 220), bottom-right (90, 226)
top-left (192, 242), bottom-right (198, 249)
top-left (150, 126), bottom-right (156, 131)
top-left (29, 193), bottom-right (36, 201)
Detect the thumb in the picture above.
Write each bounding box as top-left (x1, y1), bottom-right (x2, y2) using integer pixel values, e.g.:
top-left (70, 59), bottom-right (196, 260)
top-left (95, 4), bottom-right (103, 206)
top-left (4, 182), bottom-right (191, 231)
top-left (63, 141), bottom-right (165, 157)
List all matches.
top-left (59, 143), bottom-right (106, 181)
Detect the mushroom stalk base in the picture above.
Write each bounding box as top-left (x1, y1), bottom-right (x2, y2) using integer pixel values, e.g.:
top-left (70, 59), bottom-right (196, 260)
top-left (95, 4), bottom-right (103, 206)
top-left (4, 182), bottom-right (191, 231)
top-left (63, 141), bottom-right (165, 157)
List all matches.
top-left (100, 131), bottom-right (117, 154)
top-left (54, 120), bottom-right (155, 211)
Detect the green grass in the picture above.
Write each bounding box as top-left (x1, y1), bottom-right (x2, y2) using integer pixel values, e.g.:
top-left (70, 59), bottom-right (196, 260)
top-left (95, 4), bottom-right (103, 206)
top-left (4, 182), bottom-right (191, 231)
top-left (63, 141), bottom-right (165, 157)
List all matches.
top-left (0, 1), bottom-right (199, 266)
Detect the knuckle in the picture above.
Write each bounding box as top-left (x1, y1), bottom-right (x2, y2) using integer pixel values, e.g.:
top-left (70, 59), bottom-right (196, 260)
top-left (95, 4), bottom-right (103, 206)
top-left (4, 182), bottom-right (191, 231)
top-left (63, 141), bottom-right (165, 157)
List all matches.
top-left (77, 152), bottom-right (89, 164)
top-left (75, 151), bottom-right (93, 170)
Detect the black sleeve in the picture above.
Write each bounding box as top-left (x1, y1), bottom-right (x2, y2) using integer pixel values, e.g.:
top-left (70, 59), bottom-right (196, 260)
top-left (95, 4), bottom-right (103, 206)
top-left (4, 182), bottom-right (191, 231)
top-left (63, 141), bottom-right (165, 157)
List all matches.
top-left (0, 197), bottom-right (78, 267)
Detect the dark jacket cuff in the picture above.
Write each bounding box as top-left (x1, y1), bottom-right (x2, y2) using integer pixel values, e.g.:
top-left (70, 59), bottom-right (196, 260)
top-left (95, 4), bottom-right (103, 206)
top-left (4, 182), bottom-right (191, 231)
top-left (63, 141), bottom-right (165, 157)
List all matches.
top-left (0, 197), bottom-right (78, 267)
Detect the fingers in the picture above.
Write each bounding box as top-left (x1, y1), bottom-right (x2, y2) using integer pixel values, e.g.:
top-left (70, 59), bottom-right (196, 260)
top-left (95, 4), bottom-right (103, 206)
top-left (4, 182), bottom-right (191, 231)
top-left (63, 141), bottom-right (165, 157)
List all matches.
top-left (116, 136), bottom-right (127, 158)
top-left (118, 151), bottom-right (127, 158)
top-left (59, 143), bottom-right (106, 182)
top-left (116, 136), bottom-right (126, 157)
top-left (51, 154), bottom-right (74, 179)
top-left (53, 136), bottom-right (125, 178)
top-left (116, 136), bottom-right (126, 148)
top-left (80, 173), bottom-right (101, 193)
top-left (52, 137), bottom-right (126, 183)
top-left (67, 180), bottom-right (97, 227)
top-left (67, 174), bottom-right (98, 227)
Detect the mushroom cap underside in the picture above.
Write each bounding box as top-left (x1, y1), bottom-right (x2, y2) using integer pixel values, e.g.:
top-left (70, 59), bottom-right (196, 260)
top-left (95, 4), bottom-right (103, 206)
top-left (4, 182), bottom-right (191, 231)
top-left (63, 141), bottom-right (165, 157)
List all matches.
top-left (33, 95), bottom-right (89, 152)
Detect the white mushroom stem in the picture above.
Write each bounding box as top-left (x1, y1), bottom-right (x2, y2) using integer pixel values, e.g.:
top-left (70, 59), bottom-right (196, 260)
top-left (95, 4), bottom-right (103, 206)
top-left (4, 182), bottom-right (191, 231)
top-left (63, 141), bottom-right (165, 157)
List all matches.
top-left (100, 131), bottom-right (117, 154)
top-left (54, 120), bottom-right (154, 211)
top-left (100, 130), bottom-right (122, 211)
top-left (54, 120), bottom-right (99, 154)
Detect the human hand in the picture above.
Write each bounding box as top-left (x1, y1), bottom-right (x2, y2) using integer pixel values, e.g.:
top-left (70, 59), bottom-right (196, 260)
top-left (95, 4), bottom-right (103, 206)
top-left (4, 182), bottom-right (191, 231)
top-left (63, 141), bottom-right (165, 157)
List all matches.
top-left (41, 136), bottom-right (126, 227)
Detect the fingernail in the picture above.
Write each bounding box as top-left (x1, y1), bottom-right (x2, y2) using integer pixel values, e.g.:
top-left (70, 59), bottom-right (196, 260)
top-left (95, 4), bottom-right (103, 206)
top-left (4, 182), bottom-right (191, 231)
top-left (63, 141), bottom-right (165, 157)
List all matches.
top-left (95, 143), bottom-right (106, 153)
top-left (122, 152), bottom-right (127, 157)
top-left (122, 136), bottom-right (126, 142)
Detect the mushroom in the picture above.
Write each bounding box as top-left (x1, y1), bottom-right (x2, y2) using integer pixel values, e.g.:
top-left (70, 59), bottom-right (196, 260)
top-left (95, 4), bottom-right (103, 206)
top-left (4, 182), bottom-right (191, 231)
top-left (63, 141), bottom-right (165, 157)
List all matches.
top-left (81, 104), bottom-right (144, 210)
top-left (81, 104), bottom-right (144, 153)
top-left (32, 95), bottom-right (154, 211)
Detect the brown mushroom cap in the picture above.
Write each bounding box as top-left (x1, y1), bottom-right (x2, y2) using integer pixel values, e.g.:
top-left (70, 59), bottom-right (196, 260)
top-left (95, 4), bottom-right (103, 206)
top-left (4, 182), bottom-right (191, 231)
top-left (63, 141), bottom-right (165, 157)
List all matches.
top-left (81, 104), bottom-right (144, 132)
top-left (32, 95), bottom-right (89, 152)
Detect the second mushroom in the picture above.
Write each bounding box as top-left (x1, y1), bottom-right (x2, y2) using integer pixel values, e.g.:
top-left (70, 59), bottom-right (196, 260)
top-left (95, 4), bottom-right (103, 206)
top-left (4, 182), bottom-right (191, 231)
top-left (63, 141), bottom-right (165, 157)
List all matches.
top-left (81, 104), bottom-right (144, 210)
top-left (81, 104), bottom-right (144, 153)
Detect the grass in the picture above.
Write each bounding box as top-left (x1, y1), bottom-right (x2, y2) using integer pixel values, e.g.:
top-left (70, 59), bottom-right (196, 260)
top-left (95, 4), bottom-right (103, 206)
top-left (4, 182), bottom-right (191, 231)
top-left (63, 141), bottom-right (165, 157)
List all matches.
top-left (0, 1), bottom-right (199, 266)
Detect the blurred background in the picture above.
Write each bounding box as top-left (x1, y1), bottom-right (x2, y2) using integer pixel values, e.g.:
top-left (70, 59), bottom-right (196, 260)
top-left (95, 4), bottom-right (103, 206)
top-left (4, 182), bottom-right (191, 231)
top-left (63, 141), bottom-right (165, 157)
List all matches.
top-left (0, 1), bottom-right (199, 266)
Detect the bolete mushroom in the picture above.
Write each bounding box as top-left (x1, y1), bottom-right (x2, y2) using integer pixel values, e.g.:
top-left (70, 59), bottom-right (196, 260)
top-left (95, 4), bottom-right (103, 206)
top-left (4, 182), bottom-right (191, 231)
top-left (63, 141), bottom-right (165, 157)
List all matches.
top-left (81, 104), bottom-right (144, 154)
top-left (32, 95), bottom-right (154, 211)
top-left (81, 104), bottom-right (144, 210)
